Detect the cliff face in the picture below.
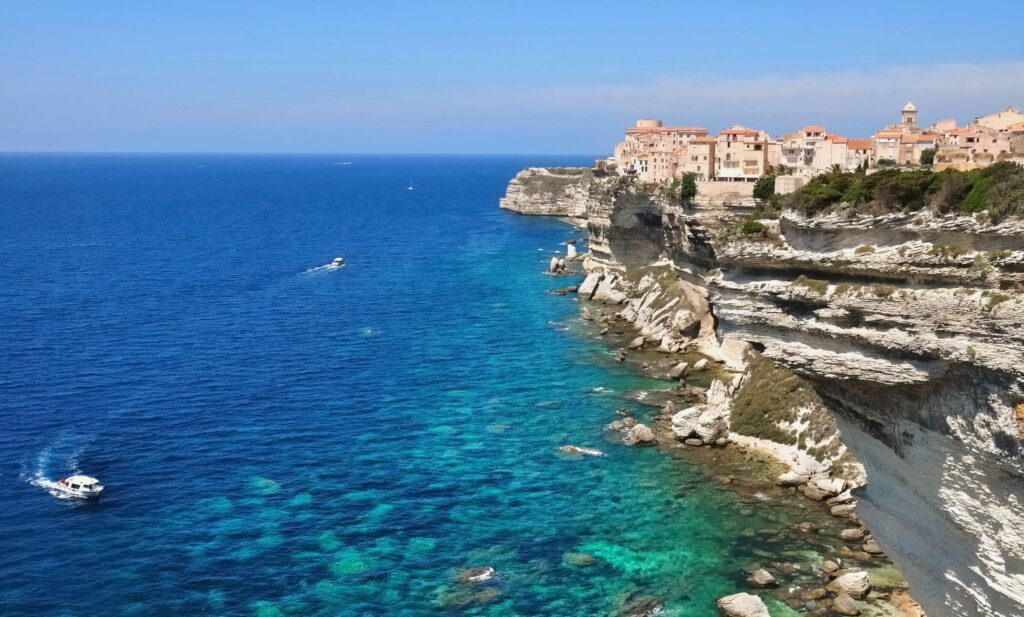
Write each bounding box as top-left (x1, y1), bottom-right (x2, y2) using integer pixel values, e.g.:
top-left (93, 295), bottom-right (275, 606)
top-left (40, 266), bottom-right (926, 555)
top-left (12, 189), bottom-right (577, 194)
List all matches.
top-left (501, 168), bottom-right (1024, 617)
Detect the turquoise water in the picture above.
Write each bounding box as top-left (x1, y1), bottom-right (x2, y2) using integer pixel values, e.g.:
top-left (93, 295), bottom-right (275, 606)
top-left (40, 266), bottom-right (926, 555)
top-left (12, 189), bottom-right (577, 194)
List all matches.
top-left (1, 154), bottom-right (837, 616)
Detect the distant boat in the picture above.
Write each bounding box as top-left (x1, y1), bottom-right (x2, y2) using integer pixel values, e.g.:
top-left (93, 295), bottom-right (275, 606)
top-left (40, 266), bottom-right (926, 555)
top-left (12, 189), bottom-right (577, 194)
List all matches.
top-left (329, 257), bottom-right (345, 268)
top-left (407, 180), bottom-right (414, 191)
top-left (54, 475), bottom-right (104, 500)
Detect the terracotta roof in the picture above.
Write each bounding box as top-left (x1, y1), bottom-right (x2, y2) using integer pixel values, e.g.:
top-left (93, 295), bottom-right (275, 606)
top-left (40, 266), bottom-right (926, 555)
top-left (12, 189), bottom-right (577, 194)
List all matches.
top-left (626, 126), bottom-right (707, 134)
top-left (721, 128), bottom-right (759, 136)
top-left (847, 139), bottom-right (872, 150)
top-left (825, 135), bottom-right (848, 143)
top-left (875, 131), bottom-right (902, 139)
top-left (803, 125), bottom-right (827, 133)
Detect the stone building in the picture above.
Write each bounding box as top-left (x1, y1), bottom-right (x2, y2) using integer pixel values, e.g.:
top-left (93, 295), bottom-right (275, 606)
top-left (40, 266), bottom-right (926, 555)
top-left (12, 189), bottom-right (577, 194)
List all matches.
top-left (715, 125), bottom-right (774, 181)
top-left (682, 137), bottom-right (716, 180)
top-left (613, 119), bottom-right (709, 183)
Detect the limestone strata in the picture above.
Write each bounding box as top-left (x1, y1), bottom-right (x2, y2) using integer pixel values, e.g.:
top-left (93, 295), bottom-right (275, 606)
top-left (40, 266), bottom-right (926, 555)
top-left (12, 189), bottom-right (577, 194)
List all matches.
top-left (500, 166), bottom-right (1024, 617)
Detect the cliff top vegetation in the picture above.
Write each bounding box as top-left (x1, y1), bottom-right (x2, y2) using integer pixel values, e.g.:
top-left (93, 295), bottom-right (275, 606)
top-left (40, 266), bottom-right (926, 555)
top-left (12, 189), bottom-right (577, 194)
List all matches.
top-left (784, 162), bottom-right (1024, 223)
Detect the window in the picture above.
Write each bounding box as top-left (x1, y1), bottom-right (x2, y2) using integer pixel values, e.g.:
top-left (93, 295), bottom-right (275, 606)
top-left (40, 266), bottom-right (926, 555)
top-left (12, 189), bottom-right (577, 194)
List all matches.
top-left (71, 484), bottom-right (80, 489)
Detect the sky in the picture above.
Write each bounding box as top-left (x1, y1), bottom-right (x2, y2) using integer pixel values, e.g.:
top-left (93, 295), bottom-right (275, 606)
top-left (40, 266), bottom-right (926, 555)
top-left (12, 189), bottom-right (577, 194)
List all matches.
top-left (1, 1), bottom-right (1023, 154)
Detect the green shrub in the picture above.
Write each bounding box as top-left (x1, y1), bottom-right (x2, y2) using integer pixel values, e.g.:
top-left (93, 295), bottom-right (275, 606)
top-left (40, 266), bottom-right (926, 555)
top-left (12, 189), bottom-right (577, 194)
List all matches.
top-left (780, 162), bottom-right (1024, 222)
top-left (877, 158), bottom-right (897, 167)
top-left (920, 148), bottom-right (936, 166)
top-left (834, 283), bottom-right (853, 296)
top-left (753, 175), bottom-right (776, 200)
top-left (854, 245), bottom-right (876, 255)
top-left (678, 172), bottom-right (698, 202)
top-left (794, 275), bottom-right (829, 295)
top-left (871, 284), bottom-right (897, 297)
top-left (929, 244), bottom-right (970, 259)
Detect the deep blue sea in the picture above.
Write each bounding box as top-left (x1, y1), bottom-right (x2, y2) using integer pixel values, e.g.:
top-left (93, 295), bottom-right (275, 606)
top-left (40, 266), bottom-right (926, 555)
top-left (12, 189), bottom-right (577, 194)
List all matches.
top-left (0, 154), bottom-right (831, 616)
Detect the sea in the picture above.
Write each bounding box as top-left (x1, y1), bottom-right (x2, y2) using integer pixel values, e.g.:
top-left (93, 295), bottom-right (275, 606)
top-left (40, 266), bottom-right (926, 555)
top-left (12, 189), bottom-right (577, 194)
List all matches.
top-left (0, 154), bottom-right (841, 616)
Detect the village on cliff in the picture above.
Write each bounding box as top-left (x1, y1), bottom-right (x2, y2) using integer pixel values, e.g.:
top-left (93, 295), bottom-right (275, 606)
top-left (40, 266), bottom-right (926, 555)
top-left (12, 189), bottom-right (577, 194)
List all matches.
top-left (608, 103), bottom-right (1024, 196)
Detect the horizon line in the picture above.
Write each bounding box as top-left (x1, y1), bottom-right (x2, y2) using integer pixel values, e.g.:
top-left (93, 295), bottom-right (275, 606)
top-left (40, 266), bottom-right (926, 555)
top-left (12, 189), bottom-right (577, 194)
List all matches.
top-left (0, 150), bottom-right (606, 157)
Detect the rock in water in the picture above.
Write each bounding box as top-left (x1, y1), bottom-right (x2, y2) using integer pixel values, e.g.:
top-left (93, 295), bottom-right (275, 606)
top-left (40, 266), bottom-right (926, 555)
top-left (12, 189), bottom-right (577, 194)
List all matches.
top-left (748, 568), bottom-right (777, 587)
top-left (692, 358), bottom-right (709, 370)
top-left (668, 361), bottom-right (689, 379)
top-left (623, 424), bottom-right (657, 446)
top-left (558, 445), bottom-right (604, 457)
top-left (840, 528), bottom-right (866, 542)
top-left (716, 592), bottom-right (770, 617)
top-left (457, 566), bottom-right (495, 583)
top-left (566, 243), bottom-right (578, 261)
top-left (628, 336), bottom-right (645, 350)
top-left (833, 593), bottom-right (861, 615)
top-left (548, 256), bottom-right (560, 273)
top-left (826, 571), bottom-right (871, 599)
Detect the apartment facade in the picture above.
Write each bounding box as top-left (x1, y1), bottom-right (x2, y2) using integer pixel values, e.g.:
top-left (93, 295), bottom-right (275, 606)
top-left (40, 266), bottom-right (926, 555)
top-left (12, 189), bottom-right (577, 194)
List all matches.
top-left (613, 119), bottom-right (709, 183)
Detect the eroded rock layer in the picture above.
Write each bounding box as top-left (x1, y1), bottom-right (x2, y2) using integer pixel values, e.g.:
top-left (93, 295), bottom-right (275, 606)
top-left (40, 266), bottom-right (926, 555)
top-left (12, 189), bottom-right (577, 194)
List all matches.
top-left (501, 168), bottom-right (1024, 617)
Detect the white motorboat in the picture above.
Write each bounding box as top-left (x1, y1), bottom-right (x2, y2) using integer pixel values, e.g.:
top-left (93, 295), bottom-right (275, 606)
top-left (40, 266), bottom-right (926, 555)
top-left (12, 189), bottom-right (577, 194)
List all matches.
top-left (54, 475), bottom-right (104, 499)
top-left (330, 257), bottom-right (345, 268)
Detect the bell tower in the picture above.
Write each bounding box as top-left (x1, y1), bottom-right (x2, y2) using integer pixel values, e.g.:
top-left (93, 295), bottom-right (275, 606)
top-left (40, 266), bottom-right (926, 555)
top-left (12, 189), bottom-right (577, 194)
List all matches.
top-left (902, 101), bottom-right (918, 128)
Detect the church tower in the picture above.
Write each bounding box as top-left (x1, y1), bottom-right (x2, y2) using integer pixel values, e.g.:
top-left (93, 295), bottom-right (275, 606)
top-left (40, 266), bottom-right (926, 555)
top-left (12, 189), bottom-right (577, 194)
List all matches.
top-left (902, 101), bottom-right (918, 129)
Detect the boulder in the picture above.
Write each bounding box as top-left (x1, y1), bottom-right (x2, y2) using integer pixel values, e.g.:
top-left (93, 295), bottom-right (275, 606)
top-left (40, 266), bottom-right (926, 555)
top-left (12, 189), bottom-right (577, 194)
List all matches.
top-left (671, 308), bottom-right (702, 338)
top-left (668, 362), bottom-right (690, 380)
top-left (581, 307), bottom-right (594, 321)
top-left (566, 244), bottom-right (578, 261)
top-left (801, 588), bottom-right (827, 601)
top-left (628, 336), bottom-right (645, 350)
top-left (833, 593), bottom-right (861, 615)
top-left (862, 538), bottom-right (883, 554)
top-left (748, 568), bottom-right (777, 588)
top-left (826, 571), bottom-right (871, 599)
top-left (593, 276), bottom-right (626, 304)
top-left (716, 592), bottom-right (770, 617)
top-left (548, 257), bottom-right (561, 274)
top-left (801, 482), bottom-right (831, 501)
top-left (623, 424), bottom-right (657, 446)
top-left (578, 272), bottom-right (602, 299)
top-left (615, 349), bottom-right (627, 362)
top-left (693, 358), bottom-right (709, 371)
top-left (830, 504), bottom-right (857, 519)
top-left (821, 560), bottom-right (840, 574)
top-left (840, 528), bottom-right (866, 542)
top-left (807, 475), bottom-right (846, 497)
top-left (777, 470), bottom-right (810, 487)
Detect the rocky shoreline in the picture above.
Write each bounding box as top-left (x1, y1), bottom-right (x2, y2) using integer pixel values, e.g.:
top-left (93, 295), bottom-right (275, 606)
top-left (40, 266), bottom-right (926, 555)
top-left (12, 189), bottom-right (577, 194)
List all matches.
top-left (500, 163), bottom-right (1024, 617)
top-left (532, 234), bottom-right (925, 613)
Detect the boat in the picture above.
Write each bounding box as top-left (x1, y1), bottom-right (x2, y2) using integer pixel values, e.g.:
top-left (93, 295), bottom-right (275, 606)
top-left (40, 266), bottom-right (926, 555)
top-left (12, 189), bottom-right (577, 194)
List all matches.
top-left (55, 475), bottom-right (104, 499)
top-left (407, 180), bottom-right (414, 191)
top-left (330, 257), bottom-right (345, 268)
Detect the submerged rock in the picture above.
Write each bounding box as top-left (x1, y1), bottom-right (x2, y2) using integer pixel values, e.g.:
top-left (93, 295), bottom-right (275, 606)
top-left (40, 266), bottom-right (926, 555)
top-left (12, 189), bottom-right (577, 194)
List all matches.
top-left (840, 528), bottom-right (866, 542)
top-left (627, 336), bottom-right (645, 350)
top-left (833, 593), bottom-right (861, 615)
top-left (623, 423), bottom-right (657, 446)
top-left (558, 445), bottom-right (604, 457)
top-left (456, 566), bottom-right (496, 583)
top-left (748, 568), bottom-right (777, 588)
top-left (826, 571), bottom-right (871, 599)
top-left (716, 592), bottom-right (770, 617)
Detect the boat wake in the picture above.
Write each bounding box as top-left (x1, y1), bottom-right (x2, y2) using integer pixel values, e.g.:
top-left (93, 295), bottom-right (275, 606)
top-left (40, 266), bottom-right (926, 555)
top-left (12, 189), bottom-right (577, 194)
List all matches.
top-left (22, 441), bottom-right (88, 500)
top-left (303, 257), bottom-right (346, 274)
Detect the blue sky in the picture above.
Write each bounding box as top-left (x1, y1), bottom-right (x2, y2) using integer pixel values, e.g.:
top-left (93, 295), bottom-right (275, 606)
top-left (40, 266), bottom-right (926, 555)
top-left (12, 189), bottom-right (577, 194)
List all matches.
top-left (1, 1), bottom-right (1023, 153)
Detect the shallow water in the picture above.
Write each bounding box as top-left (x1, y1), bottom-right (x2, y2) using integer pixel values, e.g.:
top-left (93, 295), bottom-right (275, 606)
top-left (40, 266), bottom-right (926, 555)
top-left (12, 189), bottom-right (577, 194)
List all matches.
top-left (2, 154), bottom-right (853, 616)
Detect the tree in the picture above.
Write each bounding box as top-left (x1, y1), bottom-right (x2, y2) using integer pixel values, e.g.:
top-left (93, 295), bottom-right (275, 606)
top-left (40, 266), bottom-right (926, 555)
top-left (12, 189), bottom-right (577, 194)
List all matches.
top-left (753, 175), bottom-right (776, 200)
top-left (678, 173), bottom-right (698, 202)
top-left (920, 147), bottom-right (936, 166)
